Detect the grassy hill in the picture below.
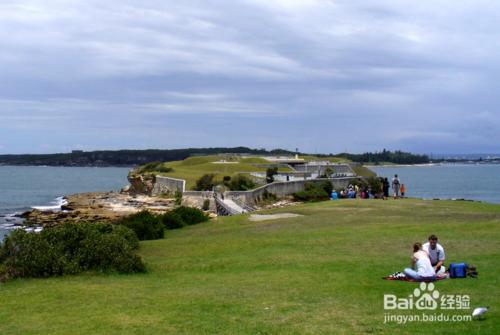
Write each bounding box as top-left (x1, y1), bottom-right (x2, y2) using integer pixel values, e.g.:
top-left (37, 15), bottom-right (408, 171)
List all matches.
top-left (1, 199), bottom-right (498, 334)
top-left (136, 155), bottom-right (363, 190)
top-left (144, 155), bottom-right (293, 189)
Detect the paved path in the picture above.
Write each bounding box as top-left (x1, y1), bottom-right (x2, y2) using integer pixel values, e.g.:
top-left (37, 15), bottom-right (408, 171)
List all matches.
top-left (221, 198), bottom-right (246, 214)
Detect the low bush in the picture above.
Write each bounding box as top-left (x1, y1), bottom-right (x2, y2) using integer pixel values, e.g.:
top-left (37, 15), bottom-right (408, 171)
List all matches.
top-left (160, 207), bottom-right (209, 229)
top-left (195, 174), bottom-right (216, 191)
top-left (293, 182), bottom-right (330, 202)
top-left (172, 206), bottom-right (209, 225)
top-left (0, 223), bottom-right (145, 280)
top-left (119, 211), bottom-right (164, 241)
top-left (174, 190), bottom-right (183, 206)
top-left (228, 174), bottom-right (255, 191)
top-left (366, 176), bottom-right (382, 194)
top-left (161, 212), bottom-right (185, 230)
top-left (262, 190), bottom-right (277, 201)
top-left (319, 180), bottom-right (333, 196)
top-left (266, 167), bottom-right (278, 183)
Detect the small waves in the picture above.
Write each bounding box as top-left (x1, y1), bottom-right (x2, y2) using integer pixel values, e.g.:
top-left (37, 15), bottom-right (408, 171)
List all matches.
top-left (31, 196), bottom-right (68, 212)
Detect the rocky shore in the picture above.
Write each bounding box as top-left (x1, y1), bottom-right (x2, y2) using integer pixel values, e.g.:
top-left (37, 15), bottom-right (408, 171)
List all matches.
top-left (21, 191), bottom-right (177, 226)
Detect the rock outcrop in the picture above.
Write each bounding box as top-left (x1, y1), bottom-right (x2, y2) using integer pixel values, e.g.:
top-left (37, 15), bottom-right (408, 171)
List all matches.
top-left (22, 192), bottom-right (176, 226)
top-left (127, 171), bottom-right (155, 195)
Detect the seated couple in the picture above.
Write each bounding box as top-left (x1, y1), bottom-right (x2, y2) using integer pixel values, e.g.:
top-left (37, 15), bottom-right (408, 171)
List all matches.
top-left (404, 235), bottom-right (446, 281)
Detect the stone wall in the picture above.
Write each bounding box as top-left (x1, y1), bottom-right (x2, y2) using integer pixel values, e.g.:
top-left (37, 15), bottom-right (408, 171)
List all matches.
top-left (182, 191), bottom-right (216, 211)
top-left (150, 174), bottom-right (359, 208)
top-left (152, 176), bottom-right (186, 196)
top-left (226, 177), bottom-right (359, 206)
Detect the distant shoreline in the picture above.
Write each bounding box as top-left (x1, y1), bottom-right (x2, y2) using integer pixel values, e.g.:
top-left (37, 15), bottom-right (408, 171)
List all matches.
top-left (365, 163), bottom-right (437, 168)
top-left (0, 164), bottom-right (134, 168)
top-left (367, 162), bottom-right (500, 168)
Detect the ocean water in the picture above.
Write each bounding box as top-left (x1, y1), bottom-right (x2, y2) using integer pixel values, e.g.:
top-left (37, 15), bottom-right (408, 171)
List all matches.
top-left (370, 164), bottom-right (500, 204)
top-left (2, 164), bottom-right (499, 242)
top-left (0, 166), bottom-right (131, 241)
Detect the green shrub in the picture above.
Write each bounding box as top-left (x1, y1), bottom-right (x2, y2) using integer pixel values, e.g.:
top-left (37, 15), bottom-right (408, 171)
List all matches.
top-left (174, 190), bottom-right (183, 206)
top-left (84, 232), bottom-right (145, 273)
top-left (366, 177), bottom-right (382, 194)
top-left (266, 167), bottom-right (278, 183)
top-left (0, 223), bottom-right (144, 280)
top-left (293, 182), bottom-right (330, 202)
top-left (323, 167), bottom-right (335, 178)
top-left (195, 174), bottom-right (216, 191)
top-left (161, 212), bottom-right (185, 230)
top-left (160, 207), bottom-right (209, 229)
top-left (172, 206), bottom-right (209, 225)
top-left (0, 229), bottom-right (63, 278)
top-left (223, 175), bottom-right (231, 187)
top-left (228, 174), bottom-right (255, 191)
top-left (120, 211), bottom-right (164, 241)
top-left (262, 189), bottom-right (277, 201)
top-left (319, 180), bottom-right (333, 196)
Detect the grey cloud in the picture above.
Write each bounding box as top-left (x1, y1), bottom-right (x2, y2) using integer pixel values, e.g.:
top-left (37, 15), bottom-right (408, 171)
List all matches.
top-left (0, 0), bottom-right (499, 153)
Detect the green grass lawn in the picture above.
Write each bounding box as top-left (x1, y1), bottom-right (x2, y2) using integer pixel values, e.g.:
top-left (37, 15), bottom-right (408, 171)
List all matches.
top-left (1, 199), bottom-right (499, 334)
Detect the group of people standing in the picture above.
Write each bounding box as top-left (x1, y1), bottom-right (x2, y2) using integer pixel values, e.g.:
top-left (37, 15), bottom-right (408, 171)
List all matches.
top-left (381, 174), bottom-right (405, 199)
top-left (331, 173), bottom-right (406, 200)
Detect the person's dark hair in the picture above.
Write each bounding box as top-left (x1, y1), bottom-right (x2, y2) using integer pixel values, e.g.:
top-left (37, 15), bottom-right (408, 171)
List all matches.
top-left (428, 234), bottom-right (438, 241)
top-left (413, 242), bottom-right (422, 252)
top-left (395, 174), bottom-right (398, 178)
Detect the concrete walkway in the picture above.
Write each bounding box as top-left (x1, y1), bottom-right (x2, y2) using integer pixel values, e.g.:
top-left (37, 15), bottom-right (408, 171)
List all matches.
top-left (221, 198), bottom-right (247, 214)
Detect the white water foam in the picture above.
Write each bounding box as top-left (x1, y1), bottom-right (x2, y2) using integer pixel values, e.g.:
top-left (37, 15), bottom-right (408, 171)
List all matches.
top-left (31, 196), bottom-right (68, 212)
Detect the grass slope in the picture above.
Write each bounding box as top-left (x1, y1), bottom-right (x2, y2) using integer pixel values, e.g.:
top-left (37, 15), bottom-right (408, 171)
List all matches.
top-left (1, 199), bottom-right (499, 334)
top-left (350, 165), bottom-right (377, 178)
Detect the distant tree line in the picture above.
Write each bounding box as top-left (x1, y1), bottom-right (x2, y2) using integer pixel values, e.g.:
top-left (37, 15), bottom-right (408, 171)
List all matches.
top-left (0, 147), bottom-right (296, 167)
top-left (0, 147), bottom-right (429, 167)
top-left (336, 149), bottom-right (429, 164)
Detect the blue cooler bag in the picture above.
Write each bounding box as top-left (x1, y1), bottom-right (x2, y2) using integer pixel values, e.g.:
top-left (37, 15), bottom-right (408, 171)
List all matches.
top-left (449, 263), bottom-right (468, 278)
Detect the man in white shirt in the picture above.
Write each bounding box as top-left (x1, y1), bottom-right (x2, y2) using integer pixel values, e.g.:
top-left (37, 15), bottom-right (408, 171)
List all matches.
top-left (422, 234), bottom-right (446, 275)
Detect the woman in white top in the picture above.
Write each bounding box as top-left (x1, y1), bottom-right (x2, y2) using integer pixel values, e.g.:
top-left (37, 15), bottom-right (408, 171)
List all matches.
top-left (404, 242), bottom-right (436, 281)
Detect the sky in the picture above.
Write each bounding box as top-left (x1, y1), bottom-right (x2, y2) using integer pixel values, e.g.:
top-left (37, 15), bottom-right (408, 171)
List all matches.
top-left (1, 0), bottom-right (499, 155)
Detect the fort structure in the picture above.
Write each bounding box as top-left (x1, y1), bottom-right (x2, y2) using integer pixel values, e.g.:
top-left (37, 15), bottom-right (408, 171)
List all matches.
top-left (135, 155), bottom-right (362, 216)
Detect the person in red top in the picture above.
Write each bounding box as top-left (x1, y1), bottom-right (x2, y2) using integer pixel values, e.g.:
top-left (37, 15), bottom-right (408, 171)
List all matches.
top-left (400, 183), bottom-right (406, 198)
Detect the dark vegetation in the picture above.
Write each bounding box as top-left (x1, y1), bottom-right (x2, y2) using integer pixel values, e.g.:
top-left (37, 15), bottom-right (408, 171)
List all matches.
top-left (0, 147), bottom-right (297, 167)
top-left (0, 207), bottom-right (210, 281)
top-left (171, 207), bottom-right (209, 226)
top-left (120, 211), bottom-right (165, 241)
top-left (174, 190), bottom-right (183, 206)
top-left (227, 174), bottom-right (255, 191)
top-left (120, 208), bottom-right (209, 238)
top-left (337, 149), bottom-right (429, 164)
top-left (256, 189), bottom-right (278, 204)
top-left (266, 167), bottom-right (278, 183)
top-left (0, 147), bottom-right (429, 166)
top-left (0, 223), bottom-right (145, 280)
top-left (196, 173), bottom-right (256, 191)
top-left (195, 173), bottom-right (216, 191)
top-left (293, 181), bottom-right (333, 202)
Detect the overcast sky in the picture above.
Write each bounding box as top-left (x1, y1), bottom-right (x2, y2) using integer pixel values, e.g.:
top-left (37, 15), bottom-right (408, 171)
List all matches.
top-left (1, 0), bottom-right (499, 154)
